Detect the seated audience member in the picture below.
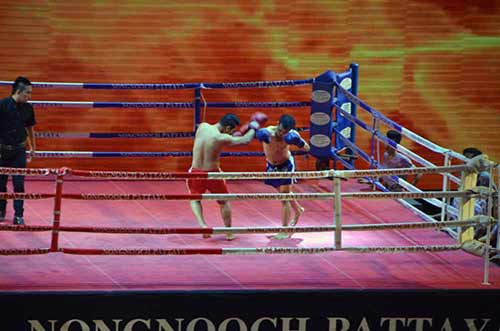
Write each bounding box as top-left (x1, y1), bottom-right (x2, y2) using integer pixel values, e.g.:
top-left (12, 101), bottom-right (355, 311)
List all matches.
top-left (379, 130), bottom-right (421, 191)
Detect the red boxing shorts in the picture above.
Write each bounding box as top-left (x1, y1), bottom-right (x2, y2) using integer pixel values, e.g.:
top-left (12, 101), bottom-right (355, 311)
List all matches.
top-left (186, 168), bottom-right (229, 205)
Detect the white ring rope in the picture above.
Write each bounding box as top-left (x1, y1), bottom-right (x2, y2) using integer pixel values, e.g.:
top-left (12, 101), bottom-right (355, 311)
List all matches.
top-left (334, 82), bottom-right (467, 162)
top-left (211, 217), bottom-right (493, 234)
top-left (195, 191), bottom-right (472, 201)
top-left (376, 137), bottom-right (461, 185)
top-left (224, 245), bottom-right (462, 255)
top-left (66, 190), bottom-right (473, 201)
top-left (0, 217), bottom-right (489, 234)
top-left (0, 163), bottom-right (479, 179)
top-left (0, 163), bottom-right (493, 181)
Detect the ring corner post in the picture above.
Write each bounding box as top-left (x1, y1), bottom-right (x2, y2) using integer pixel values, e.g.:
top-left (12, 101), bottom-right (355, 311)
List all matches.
top-left (50, 168), bottom-right (66, 252)
top-left (333, 63), bottom-right (359, 168)
top-left (194, 87), bottom-right (202, 132)
top-left (310, 70), bottom-right (336, 170)
top-left (333, 174), bottom-right (342, 249)
top-left (349, 62), bottom-right (359, 94)
top-left (458, 171), bottom-right (477, 245)
top-left (497, 165), bottom-right (500, 252)
top-left (440, 152), bottom-right (451, 223)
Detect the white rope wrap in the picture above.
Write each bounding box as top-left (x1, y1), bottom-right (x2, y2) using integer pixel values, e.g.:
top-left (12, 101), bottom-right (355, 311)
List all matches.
top-left (200, 191), bottom-right (471, 201)
top-left (224, 245), bottom-right (462, 255)
top-left (0, 163), bottom-right (493, 180)
top-left (337, 165), bottom-right (470, 179)
top-left (212, 216), bottom-right (493, 234)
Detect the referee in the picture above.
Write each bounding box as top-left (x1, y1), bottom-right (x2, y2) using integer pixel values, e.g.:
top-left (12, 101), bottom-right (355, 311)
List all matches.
top-left (0, 77), bottom-right (36, 225)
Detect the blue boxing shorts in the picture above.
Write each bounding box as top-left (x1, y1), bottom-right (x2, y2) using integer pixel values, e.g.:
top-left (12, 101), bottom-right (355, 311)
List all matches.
top-left (264, 156), bottom-right (296, 188)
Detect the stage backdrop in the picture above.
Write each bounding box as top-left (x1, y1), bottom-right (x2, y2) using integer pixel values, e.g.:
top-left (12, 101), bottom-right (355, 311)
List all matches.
top-left (1, 1), bottom-right (499, 188)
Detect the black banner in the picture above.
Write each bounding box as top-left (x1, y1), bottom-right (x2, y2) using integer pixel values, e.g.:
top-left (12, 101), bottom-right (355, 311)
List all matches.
top-left (1, 289), bottom-right (499, 331)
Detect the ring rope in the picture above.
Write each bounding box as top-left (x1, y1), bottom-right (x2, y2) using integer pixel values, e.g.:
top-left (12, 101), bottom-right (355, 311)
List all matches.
top-left (59, 248), bottom-right (223, 255)
top-left (0, 167), bottom-right (52, 176)
top-left (46, 245), bottom-right (462, 256)
top-left (0, 76), bottom-right (493, 263)
top-left (0, 78), bottom-right (314, 90)
top-left (336, 105), bottom-right (462, 184)
top-left (68, 169), bottom-right (332, 180)
top-left (29, 101), bottom-right (310, 109)
top-left (0, 245), bottom-right (463, 256)
top-left (338, 245), bottom-right (462, 254)
top-left (34, 127), bottom-right (309, 139)
top-left (31, 101), bottom-right (194, 108)
top-left (334, 81), bottom-right (466, 161)
top-left (338, 165), bottom-right (470, 179)
top-left (335, 128), bottom-right (373, 163)
top-left (1, 77), bottom-right (467, 164)
top-left (0, 224), bottom-right (52, 232)
top-left (40, 191), bottom-right (470, 201)
top-left (35, 131), bottom-right (196, 139)
top-left (0, 193), bottom-right (54, 200)
top-left (31, 150), bottom-right (309, 158)
top-left (394, 178), bottom-right (460, 217)
top-left (0, 245), bottom-right (466, 256)
top-left (0, 164), bottom-right (486, 179)
top-left (0, 248), bottom-right (51, 255)
top-left (0, 218), bottom-right (489, 234)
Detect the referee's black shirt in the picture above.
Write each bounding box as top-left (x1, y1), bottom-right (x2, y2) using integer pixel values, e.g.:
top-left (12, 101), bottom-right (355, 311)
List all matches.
top-left (0, 96), bottom-right (36, 146)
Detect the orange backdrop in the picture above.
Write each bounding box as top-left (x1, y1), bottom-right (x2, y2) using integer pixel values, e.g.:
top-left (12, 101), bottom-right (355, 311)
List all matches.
top-left (1, 1), bottom-right (499, 187)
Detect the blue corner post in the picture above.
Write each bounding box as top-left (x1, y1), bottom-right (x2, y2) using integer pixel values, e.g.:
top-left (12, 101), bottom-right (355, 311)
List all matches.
top-left (309, 70), bottom-right (336, 170)
top-left (194, 87), bottom-right (201, 132)
top-left (333, 63), bottom-right (358, 167)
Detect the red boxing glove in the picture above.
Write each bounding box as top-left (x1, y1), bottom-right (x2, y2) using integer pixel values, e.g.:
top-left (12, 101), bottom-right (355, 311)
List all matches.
top-left (250, 112), bottom-right (268, 126)
top-left (239, 113), bottom-right (268, 134)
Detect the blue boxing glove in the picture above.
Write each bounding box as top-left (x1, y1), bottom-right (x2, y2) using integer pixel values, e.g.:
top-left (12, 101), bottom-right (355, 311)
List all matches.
top-left (284, 131), bottom-right (305, 148)
top-left (256, 128), bottom-right (271, 143)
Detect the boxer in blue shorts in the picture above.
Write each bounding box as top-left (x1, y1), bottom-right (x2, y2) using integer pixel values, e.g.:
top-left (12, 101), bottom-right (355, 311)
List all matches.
top-left (264, 156), bottom-right (296, 188)
top-left (256, 114), bottom-right (310, 239)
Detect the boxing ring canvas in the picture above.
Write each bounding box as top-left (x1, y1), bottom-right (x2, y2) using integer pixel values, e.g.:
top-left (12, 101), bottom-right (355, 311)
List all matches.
top-left (1, 178), bottom-right (497, 292)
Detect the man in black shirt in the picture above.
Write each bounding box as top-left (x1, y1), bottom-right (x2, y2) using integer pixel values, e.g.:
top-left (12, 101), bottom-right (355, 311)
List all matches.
top-left (0, 76), bottom-right (36, 225)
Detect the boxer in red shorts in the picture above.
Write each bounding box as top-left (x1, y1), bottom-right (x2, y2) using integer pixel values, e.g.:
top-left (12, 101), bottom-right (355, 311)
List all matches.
top-left (187, 112), bottom-right (268, 240)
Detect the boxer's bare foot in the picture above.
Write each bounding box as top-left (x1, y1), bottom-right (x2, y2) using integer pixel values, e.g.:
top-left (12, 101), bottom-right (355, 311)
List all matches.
top-left (272, 232), bottom-right (290, 240)
top-left (290, 206), bottom-right (304, 227)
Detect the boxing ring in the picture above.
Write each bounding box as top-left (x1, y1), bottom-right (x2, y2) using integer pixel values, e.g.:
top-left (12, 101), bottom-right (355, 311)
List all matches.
top-left (1, 65), bottom-right (500, 329)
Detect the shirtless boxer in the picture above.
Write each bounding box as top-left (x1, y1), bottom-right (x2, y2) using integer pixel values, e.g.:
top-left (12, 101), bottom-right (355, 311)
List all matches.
top-left (187, 112), bottom-right (267, 240)
top-left (256, 114), bottom-right (310, 239)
